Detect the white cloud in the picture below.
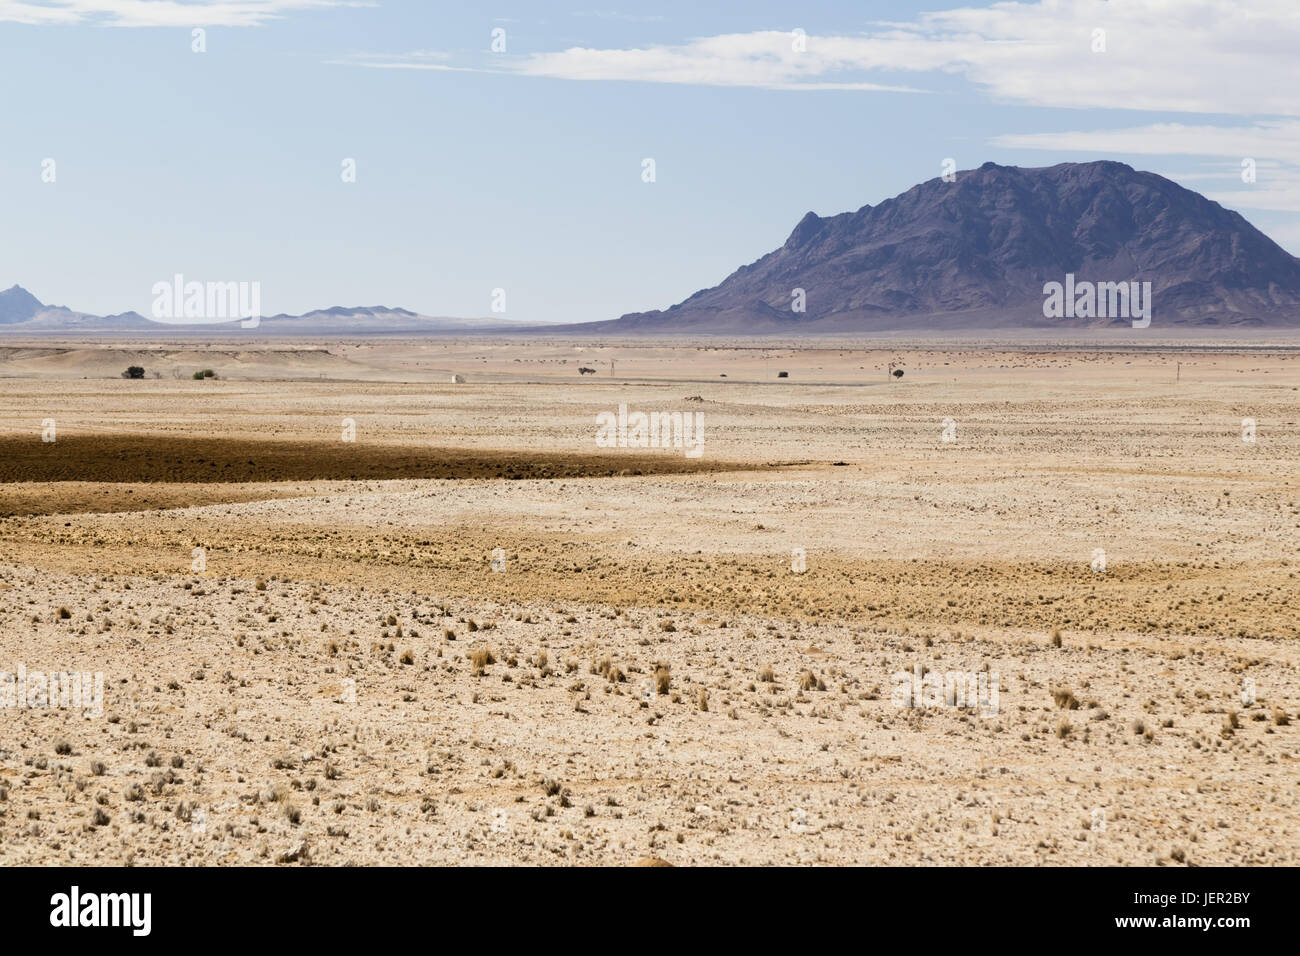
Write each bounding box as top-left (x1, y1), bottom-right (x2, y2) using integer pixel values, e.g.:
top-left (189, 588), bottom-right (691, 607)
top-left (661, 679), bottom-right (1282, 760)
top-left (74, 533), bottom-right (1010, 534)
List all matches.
top-left (0, 0), bottom-right (367, 28)
top-left (881, 0), bottom-right (1300, 115)
top-left (349, 0), bottom-right (1300, 112)
top-left (343, 31), bottom-right (922, 92)
top-left (328, 50), bottom-right (472, 71)
top-left (508, 32), bottom-right (925, 91)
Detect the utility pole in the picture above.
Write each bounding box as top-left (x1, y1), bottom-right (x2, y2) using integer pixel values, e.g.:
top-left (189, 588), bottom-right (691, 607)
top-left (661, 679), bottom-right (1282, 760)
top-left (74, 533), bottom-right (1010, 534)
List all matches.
top-left (1177, 362), bottom-right (1181, 383)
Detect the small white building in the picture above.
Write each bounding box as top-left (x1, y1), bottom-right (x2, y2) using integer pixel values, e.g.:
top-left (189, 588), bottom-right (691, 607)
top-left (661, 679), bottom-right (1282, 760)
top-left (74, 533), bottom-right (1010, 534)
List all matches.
top-left (450, 374), bottom-right (465, 384)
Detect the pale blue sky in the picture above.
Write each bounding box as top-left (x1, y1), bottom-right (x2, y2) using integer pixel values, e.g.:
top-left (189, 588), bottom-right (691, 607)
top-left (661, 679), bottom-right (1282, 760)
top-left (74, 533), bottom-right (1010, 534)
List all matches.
top-left (2, 0), bottom-right (1297, 322)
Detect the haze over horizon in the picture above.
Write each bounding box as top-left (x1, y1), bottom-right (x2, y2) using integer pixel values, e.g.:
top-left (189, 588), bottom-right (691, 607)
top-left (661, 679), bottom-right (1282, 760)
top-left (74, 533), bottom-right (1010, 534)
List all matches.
top-left (3, 0), bottom-right (1300, 323)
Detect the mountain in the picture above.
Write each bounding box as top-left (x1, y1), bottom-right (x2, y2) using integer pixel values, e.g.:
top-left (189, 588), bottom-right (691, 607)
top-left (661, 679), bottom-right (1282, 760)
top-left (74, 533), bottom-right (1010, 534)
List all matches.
top-left (11, 162), bottom-right (1300, 335)
top-left (0, 284), bottom-right (44, 324)
top-left (593, 161), bottom-right (1300, 331)
top-left (0, 289), bottom-right (525, 334)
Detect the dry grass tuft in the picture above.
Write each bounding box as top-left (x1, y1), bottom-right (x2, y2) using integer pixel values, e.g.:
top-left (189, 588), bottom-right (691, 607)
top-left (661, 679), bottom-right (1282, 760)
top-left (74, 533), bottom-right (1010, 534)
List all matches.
top-left (470, 646), bottom-right (496, 676)
top-left (1052, 687), bottom-right (1079, 710)
top-left (798, 670), bottom-right (825, 692)
top-left (655, 666), bottom-right (671, 696)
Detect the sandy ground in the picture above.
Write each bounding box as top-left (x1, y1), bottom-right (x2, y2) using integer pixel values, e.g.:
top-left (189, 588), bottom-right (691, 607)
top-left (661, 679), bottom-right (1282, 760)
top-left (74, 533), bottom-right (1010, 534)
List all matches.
top-left (0, 340), bottom-right (1296, 865)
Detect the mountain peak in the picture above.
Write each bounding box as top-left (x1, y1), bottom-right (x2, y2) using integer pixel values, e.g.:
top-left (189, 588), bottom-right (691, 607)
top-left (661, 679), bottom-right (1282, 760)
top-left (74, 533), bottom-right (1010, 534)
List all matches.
top-left (785, 211), bottom-right (825, 248)
top-left (0, 284), bottom-right (45, 325)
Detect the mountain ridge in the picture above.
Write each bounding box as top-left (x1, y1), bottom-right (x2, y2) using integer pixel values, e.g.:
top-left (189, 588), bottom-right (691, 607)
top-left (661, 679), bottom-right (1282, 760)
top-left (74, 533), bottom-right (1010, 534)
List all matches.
top-left (0, 286), bottom-right (519, 334)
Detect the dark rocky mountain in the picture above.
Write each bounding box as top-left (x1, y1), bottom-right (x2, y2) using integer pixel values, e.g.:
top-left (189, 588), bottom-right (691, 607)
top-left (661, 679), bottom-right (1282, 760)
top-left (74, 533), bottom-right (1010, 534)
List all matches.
top-left (595, 161), bottom-right (1300, 331)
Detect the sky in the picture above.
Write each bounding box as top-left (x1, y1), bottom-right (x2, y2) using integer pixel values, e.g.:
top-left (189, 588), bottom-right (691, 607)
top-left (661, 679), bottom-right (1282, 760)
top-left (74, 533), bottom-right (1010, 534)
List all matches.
top-left (2, 0), bottom-right (1299, 323)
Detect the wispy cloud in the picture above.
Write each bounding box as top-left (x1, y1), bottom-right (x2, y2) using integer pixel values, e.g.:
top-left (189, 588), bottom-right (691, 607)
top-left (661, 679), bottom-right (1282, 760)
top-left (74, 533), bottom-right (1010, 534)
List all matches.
top-left (0, 0), bottom-right (369, 28)
top-left (343, 31), bottom-right (925, 93)
top-left (337, 1), bottom-right (1300, 108)
top-left (327, 50), bottom-right (481, 72)
top-left (508, 32), bottom-right (926, 92)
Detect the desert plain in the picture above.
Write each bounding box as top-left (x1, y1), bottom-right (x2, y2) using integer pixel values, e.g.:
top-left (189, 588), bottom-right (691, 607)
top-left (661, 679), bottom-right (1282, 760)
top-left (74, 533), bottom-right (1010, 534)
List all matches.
top-left (0, 337), bottom-right (1297, 865)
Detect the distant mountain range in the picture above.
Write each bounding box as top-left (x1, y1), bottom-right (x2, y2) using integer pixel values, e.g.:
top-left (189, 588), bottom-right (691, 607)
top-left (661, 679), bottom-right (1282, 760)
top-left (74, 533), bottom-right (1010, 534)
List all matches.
top-left (8, 161), bottom-right (1300, 335)
top-left (0, 288), bottom-right (526, 334)
top-left (581, 161), bottom-right (1300, 332)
